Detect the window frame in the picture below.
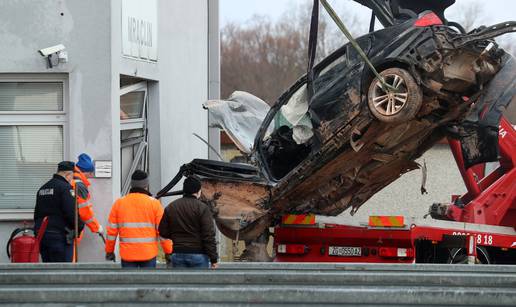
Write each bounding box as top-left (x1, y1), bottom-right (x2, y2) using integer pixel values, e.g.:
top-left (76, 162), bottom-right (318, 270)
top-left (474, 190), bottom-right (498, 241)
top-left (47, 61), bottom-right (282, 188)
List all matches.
top-left (0, 74), bottom-right (68, 219)
top-left (120, 81), bottom-right (147, 130)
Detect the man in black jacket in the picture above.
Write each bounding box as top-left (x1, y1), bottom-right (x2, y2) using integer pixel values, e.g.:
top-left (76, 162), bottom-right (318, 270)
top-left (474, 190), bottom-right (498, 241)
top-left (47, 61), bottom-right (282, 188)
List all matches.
top-left (159, 177), bottom-right (218, 268)
top-left (34, 161), bottom-right (83, 262)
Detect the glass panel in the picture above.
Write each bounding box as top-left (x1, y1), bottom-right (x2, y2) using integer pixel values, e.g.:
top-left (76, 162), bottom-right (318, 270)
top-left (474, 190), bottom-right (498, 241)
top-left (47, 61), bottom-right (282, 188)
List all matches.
top-left (0, 82), bottom-right (63, 112)
top-left (120, 128), bottom-right (147, 192)
top-left (121, 146), bottom-right (135, 188)
top-left (120, 91), bottom-right (145, 120)
top-left (121, 128), bottom-right (144, 141)
top-left (0, 126), bottom-right (63, 209)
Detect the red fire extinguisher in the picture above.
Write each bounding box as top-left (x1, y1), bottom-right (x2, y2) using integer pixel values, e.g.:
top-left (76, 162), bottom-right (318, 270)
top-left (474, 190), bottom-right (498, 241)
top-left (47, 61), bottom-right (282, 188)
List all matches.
top-left (6, 217), bottom-right (48, 263)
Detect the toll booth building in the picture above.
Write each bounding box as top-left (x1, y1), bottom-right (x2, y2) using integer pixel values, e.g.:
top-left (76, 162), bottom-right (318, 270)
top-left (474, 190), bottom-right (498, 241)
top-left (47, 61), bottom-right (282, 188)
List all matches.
top-left (0, 0), bottom-right (220, 262)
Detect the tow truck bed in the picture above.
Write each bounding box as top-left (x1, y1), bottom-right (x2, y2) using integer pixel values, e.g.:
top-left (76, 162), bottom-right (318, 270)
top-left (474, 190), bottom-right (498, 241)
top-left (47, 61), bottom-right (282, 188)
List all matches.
top-left (274, 217), bottom-right (516, 264)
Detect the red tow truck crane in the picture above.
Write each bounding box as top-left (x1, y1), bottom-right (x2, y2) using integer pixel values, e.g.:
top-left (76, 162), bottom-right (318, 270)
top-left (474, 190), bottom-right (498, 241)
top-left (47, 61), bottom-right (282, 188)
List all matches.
top-left (274, 116), bottom-right (516, 264)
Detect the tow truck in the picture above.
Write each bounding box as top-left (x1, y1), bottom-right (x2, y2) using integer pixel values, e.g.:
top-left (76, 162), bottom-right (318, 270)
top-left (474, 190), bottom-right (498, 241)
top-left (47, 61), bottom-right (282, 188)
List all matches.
top-left (274, 117), bottom-right (516, 264)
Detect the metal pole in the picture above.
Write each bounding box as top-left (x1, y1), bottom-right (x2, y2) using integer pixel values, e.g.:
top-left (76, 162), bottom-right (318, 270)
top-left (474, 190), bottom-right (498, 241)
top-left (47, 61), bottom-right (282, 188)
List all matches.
top-left (74, 184), bottom-right (79, 263)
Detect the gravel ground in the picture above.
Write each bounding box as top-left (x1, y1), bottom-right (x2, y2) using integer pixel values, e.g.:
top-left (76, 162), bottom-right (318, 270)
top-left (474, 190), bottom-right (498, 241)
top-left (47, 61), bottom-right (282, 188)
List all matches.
top-left (319, 144), bottom-right (467, 224)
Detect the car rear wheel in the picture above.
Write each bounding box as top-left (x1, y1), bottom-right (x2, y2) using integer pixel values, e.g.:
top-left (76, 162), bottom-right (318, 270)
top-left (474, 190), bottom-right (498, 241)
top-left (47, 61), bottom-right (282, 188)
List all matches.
top-left (367, 68), bottom-right (422, 123)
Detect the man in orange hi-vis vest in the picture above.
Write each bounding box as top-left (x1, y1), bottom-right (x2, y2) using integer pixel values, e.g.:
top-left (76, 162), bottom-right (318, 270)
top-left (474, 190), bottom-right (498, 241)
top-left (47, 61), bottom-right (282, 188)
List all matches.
top-left (105, 170), bottom-right (173, 268)
top-left (73, 153), bottom-right (103, 236)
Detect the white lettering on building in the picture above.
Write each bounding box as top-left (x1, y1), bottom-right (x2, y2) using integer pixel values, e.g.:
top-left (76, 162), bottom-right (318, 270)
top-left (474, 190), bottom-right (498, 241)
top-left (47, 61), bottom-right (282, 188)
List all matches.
top-left (122, 0), bottom-right (158, 61)
top-left (128, 17), bottom-right (152, 48)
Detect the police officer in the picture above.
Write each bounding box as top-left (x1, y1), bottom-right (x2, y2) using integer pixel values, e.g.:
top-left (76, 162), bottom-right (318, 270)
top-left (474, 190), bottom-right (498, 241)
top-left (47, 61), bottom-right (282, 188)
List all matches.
top-left (34, 161), bottom-right (84, 262)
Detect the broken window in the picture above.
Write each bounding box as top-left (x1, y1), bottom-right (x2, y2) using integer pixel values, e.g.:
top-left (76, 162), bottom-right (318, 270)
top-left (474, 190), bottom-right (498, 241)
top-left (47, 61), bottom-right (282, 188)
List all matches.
top-left (261, 83), bottom-right (313, 180)
top-left (259, 48), bottom-right (353, 180)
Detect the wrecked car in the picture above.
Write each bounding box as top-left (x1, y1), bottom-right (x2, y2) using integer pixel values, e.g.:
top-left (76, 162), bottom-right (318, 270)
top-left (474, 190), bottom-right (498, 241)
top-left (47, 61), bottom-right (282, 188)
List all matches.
top-left (157, 0), bottom-right (516, 242)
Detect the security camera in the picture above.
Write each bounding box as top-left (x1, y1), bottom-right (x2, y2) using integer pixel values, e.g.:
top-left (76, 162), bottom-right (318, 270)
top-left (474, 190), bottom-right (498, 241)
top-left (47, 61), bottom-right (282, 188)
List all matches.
top-left (38, 44), bottom-right (66, 68)
top-left (38, 44), bottom-right (65, 57)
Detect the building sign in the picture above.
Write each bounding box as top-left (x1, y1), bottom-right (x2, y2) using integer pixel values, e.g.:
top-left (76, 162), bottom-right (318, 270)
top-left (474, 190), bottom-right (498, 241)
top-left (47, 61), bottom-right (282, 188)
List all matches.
top-left (95, 161), bottom-right (112, 178)
top-left (122, 0), bottom-right (158, 61)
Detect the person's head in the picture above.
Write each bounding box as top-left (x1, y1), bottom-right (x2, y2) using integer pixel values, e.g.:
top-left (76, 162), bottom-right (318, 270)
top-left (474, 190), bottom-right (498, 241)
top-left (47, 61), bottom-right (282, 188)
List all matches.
top-left (183, 176), bottom-right (201, 198)
top-left (131, 170), bottom-right (149, 191)
top-left (76, 153), bottom-right (95, 178)
top-left (57, 161), bottom-right (75, 183)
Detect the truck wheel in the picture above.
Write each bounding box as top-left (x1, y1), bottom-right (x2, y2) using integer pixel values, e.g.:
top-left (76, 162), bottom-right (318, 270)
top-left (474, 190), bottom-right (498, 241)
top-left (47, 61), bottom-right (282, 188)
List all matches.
top-left (367, 68), bottom-right (422, 123)
top-left (448, 246), bottom-right (491, 264)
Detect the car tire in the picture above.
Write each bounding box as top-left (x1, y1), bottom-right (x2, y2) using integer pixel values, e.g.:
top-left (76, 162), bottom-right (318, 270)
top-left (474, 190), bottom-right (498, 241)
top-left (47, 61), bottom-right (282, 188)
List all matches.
top-left (367, 67), bottom-right (422, 123)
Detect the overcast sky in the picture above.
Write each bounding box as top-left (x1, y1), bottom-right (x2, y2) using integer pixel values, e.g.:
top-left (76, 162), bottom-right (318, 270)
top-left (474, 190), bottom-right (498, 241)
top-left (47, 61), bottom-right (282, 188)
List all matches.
top-left (221, 0), bottom-right (516, 32)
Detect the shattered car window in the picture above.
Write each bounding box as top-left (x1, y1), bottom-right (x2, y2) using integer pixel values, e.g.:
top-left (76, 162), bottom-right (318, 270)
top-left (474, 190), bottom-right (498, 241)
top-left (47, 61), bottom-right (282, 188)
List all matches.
top-left (262, 84), bottom-right (314, 180)
top-left (261, 49), bottom-right (352, 180)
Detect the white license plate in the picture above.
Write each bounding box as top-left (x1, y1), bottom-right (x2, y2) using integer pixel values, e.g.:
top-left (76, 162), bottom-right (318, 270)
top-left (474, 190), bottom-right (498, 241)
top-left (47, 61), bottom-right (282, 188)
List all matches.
top-left (328, 246), bottom-right (362, 257)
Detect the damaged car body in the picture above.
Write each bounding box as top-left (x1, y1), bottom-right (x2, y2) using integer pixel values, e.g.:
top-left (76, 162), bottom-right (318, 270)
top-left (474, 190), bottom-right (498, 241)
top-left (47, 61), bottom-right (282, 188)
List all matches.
top-left (157, 0), bottom-right (516, 242)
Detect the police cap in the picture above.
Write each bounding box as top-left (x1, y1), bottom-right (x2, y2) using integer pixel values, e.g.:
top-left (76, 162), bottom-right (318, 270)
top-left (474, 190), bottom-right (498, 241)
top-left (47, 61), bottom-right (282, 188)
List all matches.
top-left (57, 161), bottom-right (75, 172)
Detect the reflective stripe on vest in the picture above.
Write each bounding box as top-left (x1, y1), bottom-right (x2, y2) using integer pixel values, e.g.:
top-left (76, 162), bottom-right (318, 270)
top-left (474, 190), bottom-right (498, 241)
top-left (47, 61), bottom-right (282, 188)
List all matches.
top-left (119, 237), bottom-right (158, 243)
top-left (77, 202), bottom-right (91, 209)
top-left (106, 235), bottom-right (117, 241)
top-left (83, 217), bottom-right (95, 224)
top-left (108, 222), bottom-right (156, 229)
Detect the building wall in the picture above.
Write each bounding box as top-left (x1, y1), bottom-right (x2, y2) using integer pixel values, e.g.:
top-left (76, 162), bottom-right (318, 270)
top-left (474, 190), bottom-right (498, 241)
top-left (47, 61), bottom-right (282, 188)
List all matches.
top-left (0, 0), bottom-right (111, 263)
top-left (0, 0), bottom-right (213, 262)
top-left (154, 0), bottom-right (209, 190)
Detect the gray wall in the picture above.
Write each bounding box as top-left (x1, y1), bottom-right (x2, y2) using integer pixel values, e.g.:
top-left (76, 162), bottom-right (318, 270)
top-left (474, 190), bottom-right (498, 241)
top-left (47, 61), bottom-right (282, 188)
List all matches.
top-left (0, 0), bottom-right (212, 262)
top-left (0, 0), bottom-right (111, 262)
top-left (155, 0), bottom-right (210, 189)
top-left (112, 0), bottom-right (210, 193)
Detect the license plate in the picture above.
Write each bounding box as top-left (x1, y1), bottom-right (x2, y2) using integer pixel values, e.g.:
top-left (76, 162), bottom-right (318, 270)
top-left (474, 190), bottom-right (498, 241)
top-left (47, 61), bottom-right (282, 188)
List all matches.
top-left (328, 246), bottom-right (362, 257)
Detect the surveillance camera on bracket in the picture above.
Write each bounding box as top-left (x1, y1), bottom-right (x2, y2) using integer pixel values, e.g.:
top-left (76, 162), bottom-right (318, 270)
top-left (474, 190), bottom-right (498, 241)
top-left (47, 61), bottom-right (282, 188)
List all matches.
top-left (38, 44), bottom-right (66, 68)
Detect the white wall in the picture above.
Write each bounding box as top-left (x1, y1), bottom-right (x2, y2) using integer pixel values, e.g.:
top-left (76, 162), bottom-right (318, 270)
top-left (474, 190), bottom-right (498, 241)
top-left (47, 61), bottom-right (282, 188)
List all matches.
top-left (0, 0), bottom-right (112, 262)
top-left (156, 0), bottom-right (210, 193)
top-left (0, 0), bottom-right (212, 262)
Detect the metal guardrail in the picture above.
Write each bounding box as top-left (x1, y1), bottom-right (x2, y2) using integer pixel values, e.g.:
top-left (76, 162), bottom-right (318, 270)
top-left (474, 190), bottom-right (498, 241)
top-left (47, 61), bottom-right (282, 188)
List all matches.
top-left (0, 263), bottom-right (515, 306)
top-left (2, 262), bottom-right (516, 272)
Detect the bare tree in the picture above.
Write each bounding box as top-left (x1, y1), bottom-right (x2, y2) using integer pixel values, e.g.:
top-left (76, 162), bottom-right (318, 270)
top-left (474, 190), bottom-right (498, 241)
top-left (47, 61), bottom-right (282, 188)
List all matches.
top-left (221, 16), bottom-right (308, 104)
top-left (451, 0), bottom-right (515, 56)
top-left (450, 1), bottom-right (485, 32)
top-left (221, 0), bottom-right (366, 104)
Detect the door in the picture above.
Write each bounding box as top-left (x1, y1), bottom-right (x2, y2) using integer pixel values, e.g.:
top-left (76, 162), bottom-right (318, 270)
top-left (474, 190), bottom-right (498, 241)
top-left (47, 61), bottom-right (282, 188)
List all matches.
top-left (120, 81), bottom-right (148, 194)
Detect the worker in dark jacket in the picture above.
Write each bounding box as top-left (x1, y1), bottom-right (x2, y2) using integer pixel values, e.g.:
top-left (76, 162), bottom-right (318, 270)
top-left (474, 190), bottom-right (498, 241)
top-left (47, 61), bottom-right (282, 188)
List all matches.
top-left (34, 161), bottom-right (84, 262)
top-left (158, 177), bottom-right (218, 268)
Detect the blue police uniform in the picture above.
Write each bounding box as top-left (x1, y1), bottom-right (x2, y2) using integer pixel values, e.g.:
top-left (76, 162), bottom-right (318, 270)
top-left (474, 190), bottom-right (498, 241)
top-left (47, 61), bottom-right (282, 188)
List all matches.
top-left (34, 171), bottom-right (83, 262)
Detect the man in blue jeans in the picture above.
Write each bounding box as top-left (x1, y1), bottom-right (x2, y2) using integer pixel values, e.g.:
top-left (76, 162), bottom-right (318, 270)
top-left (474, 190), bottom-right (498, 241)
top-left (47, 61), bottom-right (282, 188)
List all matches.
top-left (158, 177), bottom-right (218, 268)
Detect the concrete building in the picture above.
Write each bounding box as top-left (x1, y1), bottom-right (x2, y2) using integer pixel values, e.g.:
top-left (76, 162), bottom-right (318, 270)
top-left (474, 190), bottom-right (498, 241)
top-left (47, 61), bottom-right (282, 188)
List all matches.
top-left (0, 0), bottom-right (220, 262)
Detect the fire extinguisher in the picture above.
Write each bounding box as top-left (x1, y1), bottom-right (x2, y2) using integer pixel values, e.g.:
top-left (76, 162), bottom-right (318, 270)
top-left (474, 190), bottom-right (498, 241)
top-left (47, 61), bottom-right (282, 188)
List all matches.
top-left (6, 217), bottom-right (48, 263)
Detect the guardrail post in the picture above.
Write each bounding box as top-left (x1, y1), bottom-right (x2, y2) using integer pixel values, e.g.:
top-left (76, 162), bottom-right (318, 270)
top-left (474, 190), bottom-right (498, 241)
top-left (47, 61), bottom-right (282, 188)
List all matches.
top-left (467, 235), bottom-right (477, 265)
